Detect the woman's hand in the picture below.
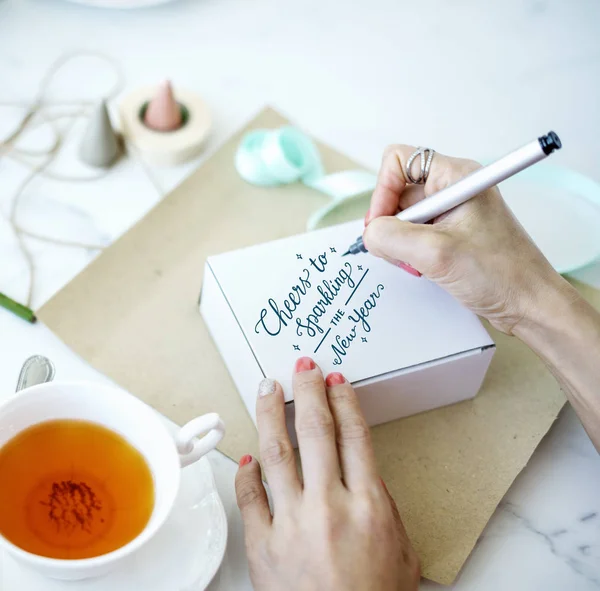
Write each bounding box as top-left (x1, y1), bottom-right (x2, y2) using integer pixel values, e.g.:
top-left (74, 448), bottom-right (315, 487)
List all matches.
top-left (363, 144), bottom-right (600, 451)
top-left (363, 145), bottom-right (573, 335)
top-left (235, 358), bottom-right (419, 591)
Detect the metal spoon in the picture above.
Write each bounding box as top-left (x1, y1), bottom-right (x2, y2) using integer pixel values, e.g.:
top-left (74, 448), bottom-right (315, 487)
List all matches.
top-left (15, 355), bottom-right (55, 392)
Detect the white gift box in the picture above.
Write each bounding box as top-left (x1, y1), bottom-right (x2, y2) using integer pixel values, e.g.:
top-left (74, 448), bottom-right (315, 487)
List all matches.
top-left (200, 220), bottom-right (495, 443)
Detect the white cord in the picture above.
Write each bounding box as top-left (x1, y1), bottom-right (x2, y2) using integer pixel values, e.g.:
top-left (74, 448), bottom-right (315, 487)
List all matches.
top-left (0, 51), bottom-right (163, 307)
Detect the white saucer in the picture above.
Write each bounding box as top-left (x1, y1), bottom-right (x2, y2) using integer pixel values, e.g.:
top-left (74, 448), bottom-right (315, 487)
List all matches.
top-left (0, 428), bottom-right (228, 591)
top-left (500, 163), bottom-right (600, 275)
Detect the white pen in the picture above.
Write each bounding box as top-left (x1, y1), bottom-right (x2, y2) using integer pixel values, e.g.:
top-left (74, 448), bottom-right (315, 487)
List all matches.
top-left (342, 131), bottom-right (562, 256)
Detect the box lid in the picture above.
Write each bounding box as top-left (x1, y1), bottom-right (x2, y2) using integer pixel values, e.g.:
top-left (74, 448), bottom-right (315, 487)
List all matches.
top-left (206, 220), bottom-right (493, 401)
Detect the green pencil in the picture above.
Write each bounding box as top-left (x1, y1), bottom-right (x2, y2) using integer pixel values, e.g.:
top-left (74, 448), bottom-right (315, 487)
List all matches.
top-left (0, 292), bottom-right (37, 323)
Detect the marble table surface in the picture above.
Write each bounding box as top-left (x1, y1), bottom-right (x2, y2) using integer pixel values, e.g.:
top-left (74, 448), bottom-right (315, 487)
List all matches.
top-left (1, 0), bottom-right (600, 589)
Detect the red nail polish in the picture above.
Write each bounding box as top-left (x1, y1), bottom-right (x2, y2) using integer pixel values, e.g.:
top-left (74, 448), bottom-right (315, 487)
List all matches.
top-left (364, 208), bottom-right (371, 226)
top-left (396, 261), bottom-right (422, 277)
top-left (325, 372), bottom-right (345, 387)
top-left (239, 454), bottom-right (252, 467)
top-left (295, 357), bottom-right (316, 373)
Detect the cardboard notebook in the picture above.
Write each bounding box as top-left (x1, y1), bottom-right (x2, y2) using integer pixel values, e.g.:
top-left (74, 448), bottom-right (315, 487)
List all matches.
top-left (38, 108), bottom-right (599, 585)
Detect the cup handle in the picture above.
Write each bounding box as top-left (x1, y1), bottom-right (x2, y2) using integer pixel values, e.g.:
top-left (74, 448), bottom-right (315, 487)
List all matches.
top-left (175, 413), bottom-right (225, 468)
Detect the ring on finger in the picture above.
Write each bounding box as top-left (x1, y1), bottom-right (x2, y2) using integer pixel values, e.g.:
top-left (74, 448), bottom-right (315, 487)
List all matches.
top-left (405, 147), bottom-right (435, 184)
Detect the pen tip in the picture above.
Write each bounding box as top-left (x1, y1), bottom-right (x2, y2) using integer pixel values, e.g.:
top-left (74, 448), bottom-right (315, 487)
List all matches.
top-left (342, 250), bottom-right (350, 257)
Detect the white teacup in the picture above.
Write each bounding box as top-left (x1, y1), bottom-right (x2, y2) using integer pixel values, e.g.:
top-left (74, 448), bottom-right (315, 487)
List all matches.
top-left (0, 380), bottom-right (225, 581)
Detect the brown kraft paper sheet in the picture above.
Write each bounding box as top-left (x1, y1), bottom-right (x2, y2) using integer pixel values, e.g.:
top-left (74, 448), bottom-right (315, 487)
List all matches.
top-left (39, 107), bottom-right (600, 584)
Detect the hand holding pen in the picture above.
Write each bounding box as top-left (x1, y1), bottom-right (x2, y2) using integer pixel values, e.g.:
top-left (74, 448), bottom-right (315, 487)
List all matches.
top-left (359, 134), bottom-right (566, 336)
top-left (357, 134), bottom-right (600, 457)
top-left (344, 133), bottom-right (560, 256)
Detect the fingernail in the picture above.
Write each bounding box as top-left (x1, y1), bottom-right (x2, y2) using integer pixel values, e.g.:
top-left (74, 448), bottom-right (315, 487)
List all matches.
top-left (396, 261), bottom-right (422, 277)
top-left (239, 454), bottom-right (252, 467)
top-left (325, 372), bottom-right (345, 387)
top-left (258, 378), bottom-right (276, 397)
top-left (361, 229), bottom-right (370, 251)
top-left (364, 208), bottom-right (371, 226)
top-left (295, 356), bottom-right (316, 373)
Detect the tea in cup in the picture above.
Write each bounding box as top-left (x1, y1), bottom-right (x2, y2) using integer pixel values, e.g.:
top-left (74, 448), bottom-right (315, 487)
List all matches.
top-left (0, 381), bottom-right (225, 580)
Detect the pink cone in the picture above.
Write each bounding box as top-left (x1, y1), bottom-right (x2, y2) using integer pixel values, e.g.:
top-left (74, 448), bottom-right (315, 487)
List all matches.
top-left (144, 80), bottom-right (182, 132)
